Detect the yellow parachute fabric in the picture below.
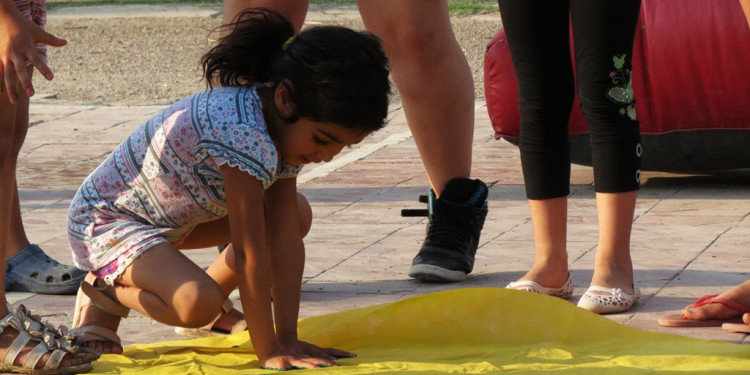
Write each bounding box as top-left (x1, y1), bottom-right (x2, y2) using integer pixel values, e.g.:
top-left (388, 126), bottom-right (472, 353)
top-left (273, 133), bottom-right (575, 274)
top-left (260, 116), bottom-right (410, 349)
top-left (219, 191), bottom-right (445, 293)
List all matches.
top-left (91, 287), bottom-right (750, 374)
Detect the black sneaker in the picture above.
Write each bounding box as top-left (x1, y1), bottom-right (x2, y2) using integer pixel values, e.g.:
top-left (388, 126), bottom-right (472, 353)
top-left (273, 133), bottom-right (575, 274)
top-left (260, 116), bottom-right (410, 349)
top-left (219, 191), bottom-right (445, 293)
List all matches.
top-left (406, 178), bottom-right (488, 282)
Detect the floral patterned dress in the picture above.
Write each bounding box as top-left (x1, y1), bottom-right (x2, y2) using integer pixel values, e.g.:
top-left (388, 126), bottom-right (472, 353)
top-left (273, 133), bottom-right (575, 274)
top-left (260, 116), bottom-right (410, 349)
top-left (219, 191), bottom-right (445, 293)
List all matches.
top-left (67, 86), bottom-right (301, 285)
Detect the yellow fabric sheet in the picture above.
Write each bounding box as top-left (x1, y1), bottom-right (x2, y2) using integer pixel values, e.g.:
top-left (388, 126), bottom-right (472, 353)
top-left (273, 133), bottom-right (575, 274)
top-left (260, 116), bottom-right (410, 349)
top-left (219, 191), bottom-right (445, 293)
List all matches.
top-left (91, 288), bottom-right (750, 374)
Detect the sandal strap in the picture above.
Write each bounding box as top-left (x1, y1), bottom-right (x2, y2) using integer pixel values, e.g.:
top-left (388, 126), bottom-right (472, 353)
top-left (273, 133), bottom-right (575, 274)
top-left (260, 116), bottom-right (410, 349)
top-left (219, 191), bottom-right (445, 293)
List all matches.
top-left (199, 300), bottom-right (243, 333)
top-left (24, 340), bottom-right (63, 370)
top-left (15, 305), bottom-right (78, 353)
top-left (230, 319), bottom-right (248, 334)
top-left (81, 281), bottom-right (130, 318)
top-left (221, 299), bottom-right (234, 314)
top-left (23, 340), bottom-right (49, 369)
top-left (2, 329), bottom-right (31, 366)
top-left (44, 349), bottom-right (67, 370)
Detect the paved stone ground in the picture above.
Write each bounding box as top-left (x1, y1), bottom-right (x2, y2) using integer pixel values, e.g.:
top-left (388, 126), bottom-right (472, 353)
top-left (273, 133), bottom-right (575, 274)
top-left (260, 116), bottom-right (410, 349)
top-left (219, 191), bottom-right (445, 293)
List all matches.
top-left (12, 99), bottom-right (750, 350)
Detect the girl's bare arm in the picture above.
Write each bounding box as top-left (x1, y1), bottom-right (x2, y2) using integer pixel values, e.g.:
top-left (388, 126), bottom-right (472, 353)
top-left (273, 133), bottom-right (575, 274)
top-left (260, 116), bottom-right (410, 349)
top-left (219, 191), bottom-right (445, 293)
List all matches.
top-left (264, 177), bottom-right (305, 343)
top-left (221, 164), bottom-right (277, 361)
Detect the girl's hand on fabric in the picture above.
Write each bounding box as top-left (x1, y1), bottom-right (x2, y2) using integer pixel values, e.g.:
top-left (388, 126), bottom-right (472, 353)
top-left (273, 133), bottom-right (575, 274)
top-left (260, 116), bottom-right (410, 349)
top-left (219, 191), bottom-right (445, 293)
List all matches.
top-left (0, 8), bottom-right (66, 102)
top-left (260, 351), bottom-right (334, 371)
top-left (260, 340), bottom-right (356, 371)
top-left (281, 339), bottom-right (356, 361)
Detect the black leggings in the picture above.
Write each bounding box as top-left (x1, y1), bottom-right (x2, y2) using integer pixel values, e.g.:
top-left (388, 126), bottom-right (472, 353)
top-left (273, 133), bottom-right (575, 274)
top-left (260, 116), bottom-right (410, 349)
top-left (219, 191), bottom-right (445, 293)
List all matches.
top-left (498, 0), bottom-right (642, 199)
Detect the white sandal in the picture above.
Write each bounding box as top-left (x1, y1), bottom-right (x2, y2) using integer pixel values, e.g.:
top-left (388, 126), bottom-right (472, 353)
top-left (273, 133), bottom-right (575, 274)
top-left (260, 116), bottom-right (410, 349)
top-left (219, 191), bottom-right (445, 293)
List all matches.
top-left (577, 284), bottom-right (640, 314)
top-left (506, 274), bottom-right (574, 299)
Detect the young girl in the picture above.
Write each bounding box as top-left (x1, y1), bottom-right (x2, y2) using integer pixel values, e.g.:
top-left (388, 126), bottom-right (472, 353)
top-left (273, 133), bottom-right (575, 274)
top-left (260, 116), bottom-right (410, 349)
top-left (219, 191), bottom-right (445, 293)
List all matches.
top-left (67, 8), bottom-right (390, 371)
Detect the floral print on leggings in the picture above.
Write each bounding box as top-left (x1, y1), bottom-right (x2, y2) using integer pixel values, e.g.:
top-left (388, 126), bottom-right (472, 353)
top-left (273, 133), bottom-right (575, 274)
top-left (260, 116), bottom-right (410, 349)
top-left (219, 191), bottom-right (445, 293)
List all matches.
top-left (606, 53), bottom-right (637, 121)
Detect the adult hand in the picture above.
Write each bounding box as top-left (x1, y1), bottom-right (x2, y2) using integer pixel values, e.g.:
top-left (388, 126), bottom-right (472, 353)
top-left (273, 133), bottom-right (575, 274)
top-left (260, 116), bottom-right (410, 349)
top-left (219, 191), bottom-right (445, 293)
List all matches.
top-left (0, 1), bottom-right (66, 103)
top-left (260, 339), bottom-right (355, 371)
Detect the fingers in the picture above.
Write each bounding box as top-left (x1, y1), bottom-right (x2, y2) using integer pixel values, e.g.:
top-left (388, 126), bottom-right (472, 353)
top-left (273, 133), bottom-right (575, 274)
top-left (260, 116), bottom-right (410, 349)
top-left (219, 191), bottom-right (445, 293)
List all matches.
top-left (27, 52), bottom-right (53, 81)
top-left (13, 58), bottom-right (33, 97)
top-left (263, 355), bottom-right (340, 371)
top-left (33, 30), bottom-right (66, 82)
top-left (288, 356), bottom-right (338, 370)
top-left (37, 29), bottom-right (67, 48)
top-left (2, 62), bottom-right (19, 103)
top-left (325, 346), bottom-right (357, 359)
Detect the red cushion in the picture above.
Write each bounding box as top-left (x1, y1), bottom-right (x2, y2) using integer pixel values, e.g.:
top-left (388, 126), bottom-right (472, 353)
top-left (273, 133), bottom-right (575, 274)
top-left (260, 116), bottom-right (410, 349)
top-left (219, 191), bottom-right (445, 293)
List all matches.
top-left (484, 0), bottom-right (750, 171)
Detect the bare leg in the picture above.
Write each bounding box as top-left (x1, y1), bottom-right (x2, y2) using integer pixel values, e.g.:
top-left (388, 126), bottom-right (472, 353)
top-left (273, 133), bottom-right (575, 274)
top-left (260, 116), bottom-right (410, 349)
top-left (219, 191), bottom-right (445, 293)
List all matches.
top-left (741, 0), bottom-right (750, 28)
top-left (222, 0), bottom-right (309, 32)
top-left (589, 191), bottom-right (636, 294)
top-left (517, 197), bottom-right (570, 288)
top-left (357, 0), bottom-right (474, 194)
top-left (0, 70), bottom-right (32, 296)
top-left (1, 67), bottom-right (89, 370)
top-left (0, 68), bottom-right (31, 313)
top-left (74, 244), bottom-right (227, 354)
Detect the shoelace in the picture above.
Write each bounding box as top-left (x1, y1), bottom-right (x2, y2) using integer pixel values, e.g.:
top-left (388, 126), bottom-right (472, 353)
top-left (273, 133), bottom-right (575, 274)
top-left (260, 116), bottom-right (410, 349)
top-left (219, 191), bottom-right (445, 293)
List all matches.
top-left (401, 194), bottom-right (476, 251)
top-left (424, 212), bottom-right (472, 251)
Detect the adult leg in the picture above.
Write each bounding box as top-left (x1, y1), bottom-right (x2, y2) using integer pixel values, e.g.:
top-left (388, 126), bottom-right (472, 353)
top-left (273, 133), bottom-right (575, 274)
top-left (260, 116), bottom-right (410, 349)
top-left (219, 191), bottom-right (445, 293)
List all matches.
top-left (570, 0), bottom-right (642, 307)
top-left (0, 69), bottom-right (30, 290)
top-left (357, 1), bottom-right (488, 282)
top-left (222, 0), bottom-right (308, 32)
top-left (0, 69), bottom-right (90, 371)
top-left (0, 66), bottom-right (84, 295)
top-left (357, 0), bottom-right (473, 193)
top-left (498, 0), bottom-right (575, 290)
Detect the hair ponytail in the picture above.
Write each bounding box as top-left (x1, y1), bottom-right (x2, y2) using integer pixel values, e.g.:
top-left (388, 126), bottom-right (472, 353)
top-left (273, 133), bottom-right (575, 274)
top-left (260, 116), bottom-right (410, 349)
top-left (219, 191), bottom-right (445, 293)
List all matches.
top-left (202, 7), bottom-right (391, 134)
top-left (202, 8), bottom-right (293, 88)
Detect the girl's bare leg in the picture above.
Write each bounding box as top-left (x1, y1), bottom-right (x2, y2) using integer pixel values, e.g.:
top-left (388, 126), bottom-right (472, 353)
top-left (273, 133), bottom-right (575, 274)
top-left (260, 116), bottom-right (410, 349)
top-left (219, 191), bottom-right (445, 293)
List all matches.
top-left (205, 193), bottom-right (312, 296)
top-left (81, 192), bottom-right (312, 341)
top-left (75, 243), bottom-right (228, 353)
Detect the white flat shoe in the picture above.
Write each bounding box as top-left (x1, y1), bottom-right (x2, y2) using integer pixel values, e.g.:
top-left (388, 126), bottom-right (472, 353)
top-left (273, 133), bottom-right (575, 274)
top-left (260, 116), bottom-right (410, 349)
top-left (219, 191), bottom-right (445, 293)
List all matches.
top-left (506, 274), bottom-right (574, 299)
top-left (577, 285), bottom-right (640, 314)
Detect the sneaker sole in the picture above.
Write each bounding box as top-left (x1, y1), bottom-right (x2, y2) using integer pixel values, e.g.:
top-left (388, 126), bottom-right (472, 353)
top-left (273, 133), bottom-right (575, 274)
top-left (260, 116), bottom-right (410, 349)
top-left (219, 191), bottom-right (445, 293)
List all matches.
top-left (408, 264), bottom-right (468, 282)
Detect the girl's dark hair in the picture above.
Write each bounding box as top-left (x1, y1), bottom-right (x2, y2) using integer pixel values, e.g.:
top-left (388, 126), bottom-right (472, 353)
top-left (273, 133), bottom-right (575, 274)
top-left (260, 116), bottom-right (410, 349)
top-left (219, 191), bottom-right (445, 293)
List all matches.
top-left (202, 8), bottom-right (391, 133)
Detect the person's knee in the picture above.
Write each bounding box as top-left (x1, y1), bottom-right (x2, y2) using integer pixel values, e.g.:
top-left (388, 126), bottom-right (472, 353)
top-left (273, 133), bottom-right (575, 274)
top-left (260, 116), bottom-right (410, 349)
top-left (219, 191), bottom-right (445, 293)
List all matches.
top-left (172, 282), bottom-right (225, 327)
top-left (297, 193), bottom-right (312, 237)
top-left (377, 24), bottom-right (446, 66)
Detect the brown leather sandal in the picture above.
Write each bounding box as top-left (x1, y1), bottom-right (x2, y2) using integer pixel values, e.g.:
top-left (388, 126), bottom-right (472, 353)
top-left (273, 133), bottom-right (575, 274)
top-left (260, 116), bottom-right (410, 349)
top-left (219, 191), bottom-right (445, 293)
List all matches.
top-left (174, 299), bottom-right (246, 337)
top-left (70, 281), bottom-right (130, 356)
